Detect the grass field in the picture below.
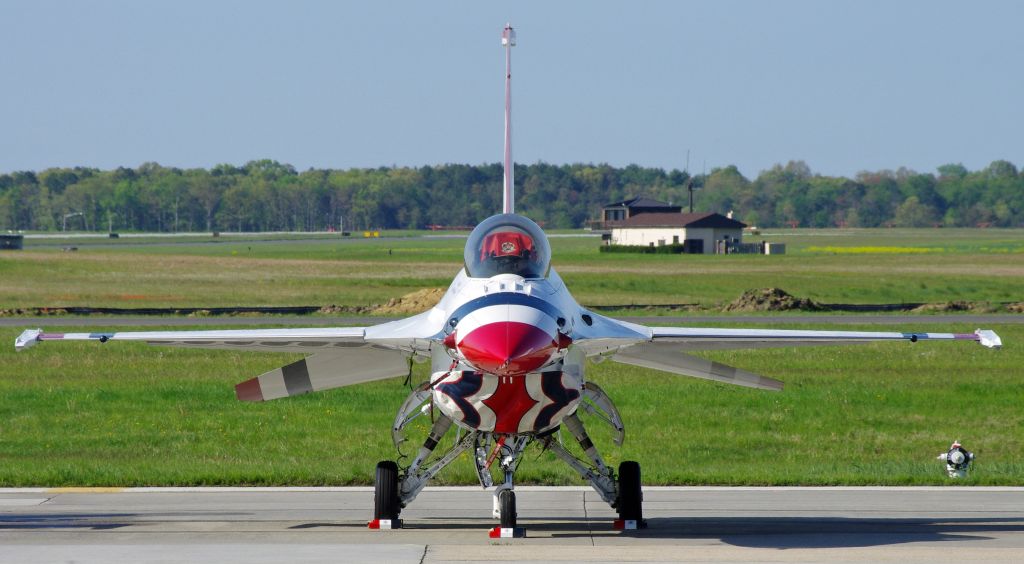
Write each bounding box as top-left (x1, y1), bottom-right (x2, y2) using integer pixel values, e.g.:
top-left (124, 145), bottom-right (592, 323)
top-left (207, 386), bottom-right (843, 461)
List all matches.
top-left (0, 228), bottom-right (1022, 486)
top-left (3, 228), bottom-right (1023, 309)
top-left (1, 323), bottom-right (1019, 486)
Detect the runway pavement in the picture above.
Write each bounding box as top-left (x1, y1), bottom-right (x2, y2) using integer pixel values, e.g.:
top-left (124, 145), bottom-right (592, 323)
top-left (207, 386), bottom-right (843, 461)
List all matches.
top-left (2, 486), bottom-right (1023, 563)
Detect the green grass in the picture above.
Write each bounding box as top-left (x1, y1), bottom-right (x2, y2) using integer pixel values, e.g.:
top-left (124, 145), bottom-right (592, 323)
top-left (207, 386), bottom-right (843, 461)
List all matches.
top-left (1, 323), bottom-right (1020, 486)
top-left (758, 227), bottom-right (1024, 254)
top-left (1, 227), bottom-right (1022, 486)
top-left (2, 228), bottom-right (1023, 309)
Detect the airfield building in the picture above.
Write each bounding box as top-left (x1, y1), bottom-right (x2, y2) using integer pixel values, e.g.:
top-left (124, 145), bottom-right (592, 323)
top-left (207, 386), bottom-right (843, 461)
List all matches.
top-left (599, 196), bottom-right (681, 225)
top-left (609, 212), bottom-right (747, 254)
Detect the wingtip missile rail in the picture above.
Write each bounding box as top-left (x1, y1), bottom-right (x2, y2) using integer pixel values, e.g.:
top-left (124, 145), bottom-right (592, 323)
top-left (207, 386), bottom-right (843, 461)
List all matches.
top-left (15, 329), bottom-right (42, 352)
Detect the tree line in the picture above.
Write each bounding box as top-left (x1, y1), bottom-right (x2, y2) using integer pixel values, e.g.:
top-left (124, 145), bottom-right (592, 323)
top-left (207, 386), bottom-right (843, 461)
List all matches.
top-left (1, 159), bottom-right (1021, 232)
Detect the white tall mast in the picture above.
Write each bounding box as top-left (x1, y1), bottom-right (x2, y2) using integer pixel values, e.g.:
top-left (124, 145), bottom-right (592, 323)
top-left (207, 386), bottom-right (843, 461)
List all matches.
top-left (501, 23), bottom-right (516, 214)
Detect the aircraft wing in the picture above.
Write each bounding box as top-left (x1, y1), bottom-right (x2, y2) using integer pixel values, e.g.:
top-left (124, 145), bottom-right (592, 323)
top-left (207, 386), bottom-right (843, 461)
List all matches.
top-left (16, 326), bottom-right (369, 354)
top-left (570, 310), bottom-right (1001, 353)
top-left (13, 310), bottom-right (443, 354)
top-left (572, 311), bottom-right (1001, 391)
top-left (14, 310), bottom-right (446, 402)
top-left (647, 326), bottom-right (1003, 350)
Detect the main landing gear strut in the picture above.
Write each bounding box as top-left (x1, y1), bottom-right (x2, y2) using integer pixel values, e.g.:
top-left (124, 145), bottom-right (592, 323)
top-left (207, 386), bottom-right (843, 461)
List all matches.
top-left (369, 381), bottom-right (645, 533)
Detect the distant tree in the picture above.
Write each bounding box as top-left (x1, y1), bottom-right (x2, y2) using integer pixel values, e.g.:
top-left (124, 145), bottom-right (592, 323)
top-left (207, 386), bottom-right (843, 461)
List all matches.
top-left (39, 168), bottom-right (80, 193)
top-left (188, 171), bottom-right (226, 231)
top-left (843, 207), bottom-right (863, 228)
top-left (985, 160), bottom-right (1018, 179)
top-left (1, 160), bottom-right (1021, 231)
top-left (35, 185), bottom-right (57, 230)
top-left (893, 196), bottom-right (939, 227)
top-left (937, 163), bottom-right (968, 180)
top-left (698, 165), bottom-right (749, 214)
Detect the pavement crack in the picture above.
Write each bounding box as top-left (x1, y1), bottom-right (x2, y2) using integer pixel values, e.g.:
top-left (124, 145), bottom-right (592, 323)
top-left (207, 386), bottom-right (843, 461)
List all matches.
top-left (419, 543), bottom-right (429, 564)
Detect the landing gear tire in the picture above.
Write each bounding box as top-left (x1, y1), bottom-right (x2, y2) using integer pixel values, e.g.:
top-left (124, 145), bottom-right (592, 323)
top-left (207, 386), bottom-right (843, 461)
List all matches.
top-left (616, 460), bottom-right (643, 523)
top-left (498, 489), bottom-right (517, 529)
top-left (374, 460), bottom-right (400, 520)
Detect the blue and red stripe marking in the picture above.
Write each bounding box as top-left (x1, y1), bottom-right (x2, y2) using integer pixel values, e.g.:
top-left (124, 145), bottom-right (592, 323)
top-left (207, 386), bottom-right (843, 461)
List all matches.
top-left (38, 332), bottom-right (115, 341)
top-left (436, 371), bottom-right (484, 429)
top-left (901, 332), bottom-right (979, 342)
top-left (444, 291), bottom-right (566, 376)
top-left (444, 292), bottom-right (563, 330)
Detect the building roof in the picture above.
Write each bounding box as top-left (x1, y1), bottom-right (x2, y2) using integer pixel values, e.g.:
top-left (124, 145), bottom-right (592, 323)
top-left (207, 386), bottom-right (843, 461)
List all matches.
top-left (614, 212), bottom-right (747, 229)
top-left (602, 196), bottom-right (677, 210)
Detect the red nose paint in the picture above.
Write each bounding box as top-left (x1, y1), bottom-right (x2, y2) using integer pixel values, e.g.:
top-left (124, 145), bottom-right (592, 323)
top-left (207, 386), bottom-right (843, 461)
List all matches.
top-left (458, 321), bottom-right (556, 375)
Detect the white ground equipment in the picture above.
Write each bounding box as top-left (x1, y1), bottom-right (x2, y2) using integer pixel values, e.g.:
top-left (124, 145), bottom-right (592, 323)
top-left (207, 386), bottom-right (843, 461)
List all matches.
top-left (938, 441), bottom-right (974, 478)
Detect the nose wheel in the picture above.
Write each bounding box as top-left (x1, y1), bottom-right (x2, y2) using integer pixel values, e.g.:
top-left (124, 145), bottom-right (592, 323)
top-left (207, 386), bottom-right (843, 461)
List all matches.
top-left (498, 488), bottom-right (517, 528)
top-left (490, 488), bottom-right (525, 538)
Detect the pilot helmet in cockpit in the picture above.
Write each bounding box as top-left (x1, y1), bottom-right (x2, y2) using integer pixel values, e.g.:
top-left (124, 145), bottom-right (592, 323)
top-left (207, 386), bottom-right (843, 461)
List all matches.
top-left (463, 214), bottom-right (551, 279)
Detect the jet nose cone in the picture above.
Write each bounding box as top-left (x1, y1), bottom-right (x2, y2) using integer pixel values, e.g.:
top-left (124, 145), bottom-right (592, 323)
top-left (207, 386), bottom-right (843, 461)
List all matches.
top-left (458, 321), bottom-right (557, 375)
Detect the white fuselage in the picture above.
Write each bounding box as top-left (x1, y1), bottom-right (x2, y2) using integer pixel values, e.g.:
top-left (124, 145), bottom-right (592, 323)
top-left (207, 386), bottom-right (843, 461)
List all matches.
top-left (428, 269), bottom-right (586, 434)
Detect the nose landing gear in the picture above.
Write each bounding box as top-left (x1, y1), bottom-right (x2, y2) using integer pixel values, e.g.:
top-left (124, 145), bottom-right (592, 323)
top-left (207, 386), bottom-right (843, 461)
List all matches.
top-left (483, 435), bottom-right (528, 538)
top-left (371, 379), bottom-right (644, 535)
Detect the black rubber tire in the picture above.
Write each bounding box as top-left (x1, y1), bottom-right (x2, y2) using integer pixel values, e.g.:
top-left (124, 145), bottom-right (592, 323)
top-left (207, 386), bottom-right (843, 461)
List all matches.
top-left (374, 460), bottom-right (400, 520)
top-left (616, 460), bottom-right (643, 522)
top-left (499, 489), bottom-right (517, 529)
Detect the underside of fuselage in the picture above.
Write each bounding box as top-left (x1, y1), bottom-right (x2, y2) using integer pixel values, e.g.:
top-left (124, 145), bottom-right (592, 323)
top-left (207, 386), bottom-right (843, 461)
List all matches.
top-left (384, 361), bottom-right (637, 531)
top-left (432, 367), bottom-right (583, 434)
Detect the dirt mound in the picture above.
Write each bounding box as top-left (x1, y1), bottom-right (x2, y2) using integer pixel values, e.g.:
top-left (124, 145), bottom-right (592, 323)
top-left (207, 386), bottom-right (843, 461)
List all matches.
top-left (912, 301), bottom-right (1000, 314)
top-left (371, 288), bottom-right (446, 315)
top-left (0, 308), bottom-right (68, 316)
top-left (911, 301), bottom-right (972, 313)
top-left (724, 288), bottom-right (822, 312)
top-left (318, 304), bottom-right (374, 315)
top-left (1006, 303), bottom-right (1024, 314)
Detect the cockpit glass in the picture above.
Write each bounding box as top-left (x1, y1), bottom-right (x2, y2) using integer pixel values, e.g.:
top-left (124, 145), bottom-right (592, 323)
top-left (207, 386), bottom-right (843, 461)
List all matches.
top-left (464, 214), bottom-right (551, 278)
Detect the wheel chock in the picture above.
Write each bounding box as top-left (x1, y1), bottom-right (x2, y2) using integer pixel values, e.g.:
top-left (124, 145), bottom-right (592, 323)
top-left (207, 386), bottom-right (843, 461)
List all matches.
top-left (368, 519), bottom-right (403, 529)
top-left (488, 526), bottom-right (526, 538)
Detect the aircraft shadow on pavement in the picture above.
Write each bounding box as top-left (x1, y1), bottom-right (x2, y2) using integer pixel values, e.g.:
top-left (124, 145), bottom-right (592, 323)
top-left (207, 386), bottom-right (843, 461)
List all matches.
top-left (288, 515), bottom-right (1024, 547)
top-left (290, 518), bottom-right (594, 532)
top-left (0, 512), bottom-right (251, 532)
top-left (8, 513), bottom-right (1021, 548)
top-left (598, 516), bottom-right (1024, 549)
top-left (0, 513), bottom-right (136, 531)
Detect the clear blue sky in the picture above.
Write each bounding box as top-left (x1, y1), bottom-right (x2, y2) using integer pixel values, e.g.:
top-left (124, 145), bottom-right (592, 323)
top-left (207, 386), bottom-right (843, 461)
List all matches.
top-left (2, 1), bottom-right (1021, 178)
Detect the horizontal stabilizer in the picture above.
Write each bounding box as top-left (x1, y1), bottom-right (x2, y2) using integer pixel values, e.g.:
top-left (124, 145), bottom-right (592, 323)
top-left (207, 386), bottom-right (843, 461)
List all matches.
top-left (236, 346), bottom-right (409, 402)
top-left (612, 343), bottom-right (783, 391)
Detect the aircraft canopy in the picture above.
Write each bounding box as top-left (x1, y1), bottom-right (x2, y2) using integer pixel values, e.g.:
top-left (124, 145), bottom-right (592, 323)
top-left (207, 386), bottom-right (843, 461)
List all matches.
top-left (464, 214), bottom-right (550, 278)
